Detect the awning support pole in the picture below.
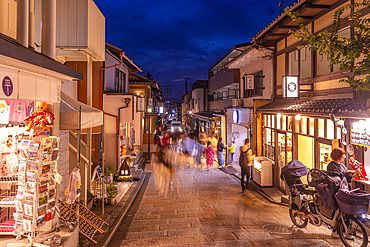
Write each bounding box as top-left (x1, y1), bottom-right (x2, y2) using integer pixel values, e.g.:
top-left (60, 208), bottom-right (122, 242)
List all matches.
top-left (102, 111), bottom-right (105, 216)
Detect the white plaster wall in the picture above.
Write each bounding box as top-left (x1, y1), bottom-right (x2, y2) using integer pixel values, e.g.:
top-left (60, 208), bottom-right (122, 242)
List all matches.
top-left (192, 88), bottom-right (204, 113)
top-left (104, 51), bottom-right (129, 93)
top-left (61, 80), bottom-right (78, 99)
top-left (239, 56), bottom-right (273, 100)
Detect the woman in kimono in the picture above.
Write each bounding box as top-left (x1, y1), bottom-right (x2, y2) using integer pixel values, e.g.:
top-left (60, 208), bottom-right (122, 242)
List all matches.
top-left (204, 141), bottom-right (215, 171)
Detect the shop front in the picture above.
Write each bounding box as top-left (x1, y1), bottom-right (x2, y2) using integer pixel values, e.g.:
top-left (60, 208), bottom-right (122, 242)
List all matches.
top-left (225, 108), bottom-right (252, 165)
top-left (257, 99), bottom-right (349, 192)
top-left (346, 118), bottom-right (370, 193)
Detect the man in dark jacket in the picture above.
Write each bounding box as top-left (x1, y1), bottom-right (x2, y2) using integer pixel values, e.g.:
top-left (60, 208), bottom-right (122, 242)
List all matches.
top-left (239, 139), bottom-right (255, 193)
top-left (217, 138), bottom-right (225, 168)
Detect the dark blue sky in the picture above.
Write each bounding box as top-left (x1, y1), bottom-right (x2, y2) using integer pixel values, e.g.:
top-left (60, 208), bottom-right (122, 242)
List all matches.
top-left (94, 0), bottom-right (283, 100)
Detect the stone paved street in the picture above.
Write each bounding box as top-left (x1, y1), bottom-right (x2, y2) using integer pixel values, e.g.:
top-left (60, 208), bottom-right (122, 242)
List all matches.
top-left (118, 165), bottom-right (345, 247)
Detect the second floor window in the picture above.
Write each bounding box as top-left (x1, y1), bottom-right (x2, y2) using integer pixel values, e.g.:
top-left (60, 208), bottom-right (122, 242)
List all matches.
top-left (115, 69), bottom-right (126, 93)
top-left (245, 71), bottom-right (263, 97)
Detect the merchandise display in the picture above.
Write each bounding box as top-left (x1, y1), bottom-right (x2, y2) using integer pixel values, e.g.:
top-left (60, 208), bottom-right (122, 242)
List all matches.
top-left (12, 136), bottom-right (59, 241)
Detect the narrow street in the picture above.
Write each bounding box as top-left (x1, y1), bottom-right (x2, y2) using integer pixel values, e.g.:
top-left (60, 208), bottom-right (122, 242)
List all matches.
top-left (111, 163), bottom-right (345, 247)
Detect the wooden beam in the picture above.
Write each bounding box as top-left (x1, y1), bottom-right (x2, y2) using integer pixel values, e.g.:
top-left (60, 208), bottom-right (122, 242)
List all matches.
top-left (267, 33), bottom-right (287, 37)
top-left (300, 16), bottom-right (314, 20)
top-left (306, 3), bottom-right (331, 9)
top-left (278, 25), bottom-right (300, 29)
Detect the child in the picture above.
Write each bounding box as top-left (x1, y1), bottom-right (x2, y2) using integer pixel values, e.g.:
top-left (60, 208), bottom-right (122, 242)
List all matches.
top-left (204, 141), bottom-right (215, 171)
top-left (228, 141), bottom-right (236, 164)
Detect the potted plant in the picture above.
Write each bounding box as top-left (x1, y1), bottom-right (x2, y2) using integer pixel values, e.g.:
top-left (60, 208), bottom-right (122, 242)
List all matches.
top-left (106, 182), bottom-right (118, 205)
top-left (104, 167), bottom-right (117, 184)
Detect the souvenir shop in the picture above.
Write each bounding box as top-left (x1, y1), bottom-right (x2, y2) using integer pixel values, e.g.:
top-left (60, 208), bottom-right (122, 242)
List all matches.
top-left (346, 118), bottom-right (370, 193)
top-left (259, 110), bottom-right (342, 192)
top-left (0, 66), bottom-right (81, 246)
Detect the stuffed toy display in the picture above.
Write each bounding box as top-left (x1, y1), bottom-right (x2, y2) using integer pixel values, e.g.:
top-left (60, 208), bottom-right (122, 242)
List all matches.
top-left (24, 102), bottom-right (55, 132)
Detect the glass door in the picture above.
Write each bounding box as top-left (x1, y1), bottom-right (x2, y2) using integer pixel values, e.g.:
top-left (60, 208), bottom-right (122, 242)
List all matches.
top-left (277, 132), bottom-right (286, 190)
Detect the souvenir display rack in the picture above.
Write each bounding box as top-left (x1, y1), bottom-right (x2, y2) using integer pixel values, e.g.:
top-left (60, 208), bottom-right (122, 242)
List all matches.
top-left (0, 125), bottom-right (30, 236)
top-left (13, 136), bottom-right (59, 243)
top-left (59, 201), bottom-right (108, 244)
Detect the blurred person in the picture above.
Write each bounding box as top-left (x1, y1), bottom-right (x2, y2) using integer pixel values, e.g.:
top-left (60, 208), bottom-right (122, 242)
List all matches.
top-left (228, 141), bottom-right (236, 164)
top-left (217, 137), bottom-right (225, 168)
top-left (162, 131), bottom-right (170, 149)
top-left (204, 141), bottom-right (215, 171)
top-left (239, 139), bottom-right (255, 193)
top-left (153, 147), bottom-right (175, 198)
top-left (154, 131), bottom-right (161, 147)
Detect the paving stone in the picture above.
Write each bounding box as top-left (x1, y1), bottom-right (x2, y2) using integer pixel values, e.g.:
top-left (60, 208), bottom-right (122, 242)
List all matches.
top-left (128, 225), bottom-right (158, 232)
top-left (159, 223), bottom-right (190, 230)
top-left (234, 231), bottom-right (274, 241)
top-left (125, 230), bottom-right (165, 240)
top-left (200, 240), bottom-right (252, 247)
top-left (170, 217), bottom-right (199, 224)
top-left (167, 228), bottom-right (201, 237)
top-left (200, 226), bottom-right (244, 234)
top-left (132, 215), bottom-right (159, 220)
top-left (158, 213), bottom-right (188, 219)
top-left (130, 219), bottom-right (168, 227)
top-left (191, 221), bottom-right (223, 228)
top-left (151, 209), bottom-right (176, 214)
top-left (210, 233), bottom-right (237, 241)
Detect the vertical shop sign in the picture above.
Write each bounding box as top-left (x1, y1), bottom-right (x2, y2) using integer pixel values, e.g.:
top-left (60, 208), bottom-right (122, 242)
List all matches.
top-left (283, 76), bottom-right (298, 98)
top-left (2, 76), bottom-right (13, 97)
top-left (137, 98), bottom-right (145, 112)
top-left (246, 75), bottom-right (254, 90)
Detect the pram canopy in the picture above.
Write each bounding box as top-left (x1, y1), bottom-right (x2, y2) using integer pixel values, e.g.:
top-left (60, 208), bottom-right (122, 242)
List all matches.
top-left (280, 160), bottom-right (309, 186)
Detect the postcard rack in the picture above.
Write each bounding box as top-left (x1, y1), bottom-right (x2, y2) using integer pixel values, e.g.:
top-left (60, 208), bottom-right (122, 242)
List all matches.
top-left (59, 201), bottom-right (108, 244)
top-left (13, 137), bottom-right (60, 243)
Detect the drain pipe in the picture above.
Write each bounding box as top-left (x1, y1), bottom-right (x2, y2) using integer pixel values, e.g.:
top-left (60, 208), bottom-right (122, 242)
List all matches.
top-left (100, 52), bottom-right (124, 110)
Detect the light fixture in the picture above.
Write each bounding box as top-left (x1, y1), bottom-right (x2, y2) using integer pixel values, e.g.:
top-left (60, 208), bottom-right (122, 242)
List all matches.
top-left (277, 113), bottom-right (281, 118)
top-left (147, 107), bottom-right (152, 113)
top-left (295, 114), bottom-right (301, 121)
top-left (124, 98), bottom-right (131, 106)
top-left (189, 111), bottom-right (192, 114)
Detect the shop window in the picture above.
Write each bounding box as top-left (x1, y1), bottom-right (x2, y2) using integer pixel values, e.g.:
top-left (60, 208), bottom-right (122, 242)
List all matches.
top-left (277, 114), bottom-right (281, 129)
top-left (317, 52), bottom-right (331, 76)
top-left (327, 119), bottom-right (334, 139)
top-left (115, 69), bottom-right (126, 93)
top-left (309, 118), bottom-right (315, 136)
top-left (301, 117), bottom-right (307, 135)
top-left (263, 114), bottom-right (267, 127)
top-left (229, 89), bottom-right (236, 99)
top-left (267, 115), bottom-right (271, 128)
top-left (282, 116), bottom-right (287, 130)
top-left (294, 117), bottom-right (300, 133)
top-left (300, 47), bottom-right (312, 79)
top-left (333, 27), bottom-right (350, 72)
top-left (222, 91), bottom-right (228, 99)
top-left (320, 143), bottom-right (332, 170)
top-left (288, 50), bottom-right (299, 76)
top-left (271, 115), bottom-right (275, 128)
top-left (217, 92), bottom-right (222, 100)
top-left (318, 118), bottom-right (325, 138)
top-left (288, 116), bottom-right (292, 132)
top-left (287, 132), bottom-right (292, 163)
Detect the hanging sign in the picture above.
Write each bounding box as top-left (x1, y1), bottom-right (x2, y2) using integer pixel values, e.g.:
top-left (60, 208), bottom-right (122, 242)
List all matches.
top-left (350, 119), bottom-right (370, 147)
top-left (246, 75), bottom-right (254, 90)
top-left (137, 98), bottom-right (145, 112)
top-left (0, 68), bottom-right (18, 99)
top-left (283, 76), bottom-right (298, 98)
top-left (148, 98), bottom-right (153, 106)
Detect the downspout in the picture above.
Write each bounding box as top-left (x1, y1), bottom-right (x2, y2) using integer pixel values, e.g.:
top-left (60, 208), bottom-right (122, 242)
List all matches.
top-left (100, 52), bottom-right (125, 110)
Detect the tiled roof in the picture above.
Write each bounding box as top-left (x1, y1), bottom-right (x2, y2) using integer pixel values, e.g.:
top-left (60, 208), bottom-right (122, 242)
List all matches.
top-left (256, 98), bottom-right (353, 114)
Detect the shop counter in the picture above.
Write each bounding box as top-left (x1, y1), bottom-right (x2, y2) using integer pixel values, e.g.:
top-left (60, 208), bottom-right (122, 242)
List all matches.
top-left (253, 157), bottom-right (273, 187)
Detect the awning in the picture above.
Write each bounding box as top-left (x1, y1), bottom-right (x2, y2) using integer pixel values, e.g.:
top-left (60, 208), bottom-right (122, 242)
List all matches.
top-left (192, 111), bottom-right (223, 121)
top-left (256, 98), bottom-right (353, 115)
top-left (60, 92), bottom-right (103, 129)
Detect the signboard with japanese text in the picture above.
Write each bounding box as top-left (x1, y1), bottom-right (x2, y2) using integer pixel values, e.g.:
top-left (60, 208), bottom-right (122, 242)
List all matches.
top-left (246, 75), bottom-right (254, 90)
top-left (137, 98), bottom-right (145, 112)
top-left (350, 119), bottom-right (370, 147)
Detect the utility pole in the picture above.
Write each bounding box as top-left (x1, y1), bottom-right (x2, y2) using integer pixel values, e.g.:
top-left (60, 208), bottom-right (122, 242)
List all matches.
top-left (164, 85), bottom-right (171, 102)
top-left (185, 77), bottom-right (190, 94)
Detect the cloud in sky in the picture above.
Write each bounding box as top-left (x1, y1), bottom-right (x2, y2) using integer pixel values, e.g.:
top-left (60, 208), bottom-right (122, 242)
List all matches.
top-left (94, 0), bottom-right (282, 100)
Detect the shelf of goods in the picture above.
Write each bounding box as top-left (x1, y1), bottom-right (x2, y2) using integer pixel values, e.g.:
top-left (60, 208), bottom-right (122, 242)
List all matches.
top-left (252, 157), bottom-right (273, 187)
top-left (10, 136), bottom-right (60, 242)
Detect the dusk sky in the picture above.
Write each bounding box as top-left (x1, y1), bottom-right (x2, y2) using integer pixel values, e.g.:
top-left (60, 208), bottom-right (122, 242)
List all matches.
top-left (94, 0), bottom-right (283, 101)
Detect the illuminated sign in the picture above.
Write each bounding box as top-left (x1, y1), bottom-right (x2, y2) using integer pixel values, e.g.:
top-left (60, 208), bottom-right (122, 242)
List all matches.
top-left (350, 119), bottom-right (370, 147)
top-left (283, 76), bottom-right (298, 98)
top-left (137, 98), bottom-right (145, 112)
top-left (233, 110), bottom-right (239, 123)
top-left (159, 106), bottom-right (164, 114)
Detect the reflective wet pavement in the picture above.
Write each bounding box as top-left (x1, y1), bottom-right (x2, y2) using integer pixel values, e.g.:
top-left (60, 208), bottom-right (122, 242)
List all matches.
top-left (118, 165), bottom-right (345, 246)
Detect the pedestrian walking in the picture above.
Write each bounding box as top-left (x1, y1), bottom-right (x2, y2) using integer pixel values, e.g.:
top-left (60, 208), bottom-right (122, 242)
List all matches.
top-left (204, 141), bottom-right (215, 171)
top-left (228, 141), bottom-right (235, 164)
top-left (217, 137), bottom-right (225, 168)
top-left (239, 139), bottom-right (255, 193)
top-left (162, 131), bottom-right (170, 149)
